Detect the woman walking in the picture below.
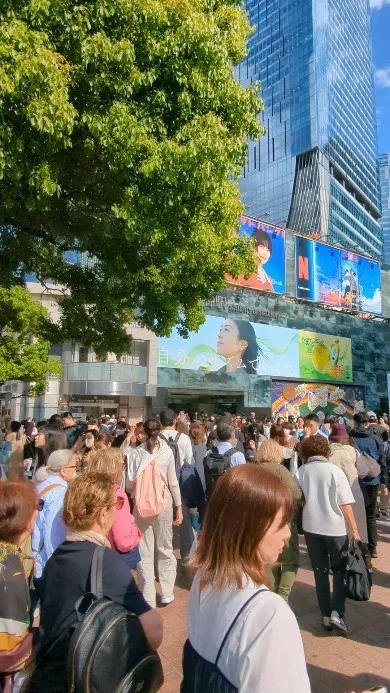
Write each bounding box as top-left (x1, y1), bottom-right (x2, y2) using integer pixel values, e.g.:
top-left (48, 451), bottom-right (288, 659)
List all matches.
top-left (127, 418), bottom-right (183, 607)
top-left (28, 473), bottom-right (162, 692)
top-left (182, 465), bottom-right (310, 692)
top-left (32, 450), bottom-right (78, 578)
top-left (329, 423), bottom-right (370, 566)
top-left (0, 480), bottom-right (39, 692)
top-left (257, 440), bottom-right (302, 601)
top-left (87, 448), bottom-right (141, 569)
top-left (295, 435), bottom-right (360, 635)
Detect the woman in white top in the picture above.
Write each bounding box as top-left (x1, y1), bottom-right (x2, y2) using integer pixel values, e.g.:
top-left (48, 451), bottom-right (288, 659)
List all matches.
top-left (295, 435), bottom-right (360, 636)
top-left (127, 418), bottom-right (183, 608)
top-left (183, 465), bottom-right (310, 693)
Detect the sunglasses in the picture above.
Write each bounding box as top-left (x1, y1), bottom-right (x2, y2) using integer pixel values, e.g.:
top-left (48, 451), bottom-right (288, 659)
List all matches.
top-left (112, 497), bottom-right (124, 511)
top-left (37, 499), bottom-right (45, 511)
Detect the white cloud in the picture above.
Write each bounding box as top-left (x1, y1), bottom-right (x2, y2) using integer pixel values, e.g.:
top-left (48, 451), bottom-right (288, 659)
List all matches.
top-left (375, 67), bottom-right (390, 87)
top-left (370, 0), bottom-right (390, 9)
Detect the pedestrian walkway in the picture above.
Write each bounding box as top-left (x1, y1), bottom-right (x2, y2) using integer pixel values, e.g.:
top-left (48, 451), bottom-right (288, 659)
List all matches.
top-left (157, 520), bottom-right (390, 693)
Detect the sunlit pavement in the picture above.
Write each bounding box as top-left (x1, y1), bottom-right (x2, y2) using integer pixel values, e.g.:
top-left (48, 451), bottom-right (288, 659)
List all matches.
top-left (155, 522), bottom-right (390, 693)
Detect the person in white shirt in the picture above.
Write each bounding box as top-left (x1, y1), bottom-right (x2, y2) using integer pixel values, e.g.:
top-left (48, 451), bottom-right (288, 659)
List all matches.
top-left (159, 409), bottom-right (197, 564)
top-left (183, 464), bottom-right (310, 693)
top-left (295, 435), bottom-right (360, 635)
top-left (127, 418), bottom-right (183, 607)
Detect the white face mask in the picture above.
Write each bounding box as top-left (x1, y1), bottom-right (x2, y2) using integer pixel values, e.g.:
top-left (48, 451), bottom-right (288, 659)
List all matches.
top-left (85, 438), bottom-right (94, 449)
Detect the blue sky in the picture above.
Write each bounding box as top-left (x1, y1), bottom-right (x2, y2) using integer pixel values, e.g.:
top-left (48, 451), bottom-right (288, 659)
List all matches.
top-left (371, 0), bottom-right (390, 153)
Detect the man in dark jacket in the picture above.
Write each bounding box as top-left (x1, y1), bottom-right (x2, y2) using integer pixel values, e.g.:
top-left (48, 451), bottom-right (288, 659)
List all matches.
top-left (61, 412), bottom-right (83, 449)
top-left (350, 412), bottom-right (387, 558)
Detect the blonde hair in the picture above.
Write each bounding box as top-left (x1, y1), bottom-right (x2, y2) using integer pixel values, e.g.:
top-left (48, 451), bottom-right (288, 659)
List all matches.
top-left (63, 473), bottom-right (115, 531)
top-left (256, 439), bottom-right (284, 465)
top-left (86, 448), bottom-right (124, 483)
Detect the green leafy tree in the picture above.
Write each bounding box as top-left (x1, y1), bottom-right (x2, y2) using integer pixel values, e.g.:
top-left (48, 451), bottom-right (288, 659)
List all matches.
top-left (0, 287), bottom-right (62, 394)
top-left (0, 0), bottom-right (263, 355)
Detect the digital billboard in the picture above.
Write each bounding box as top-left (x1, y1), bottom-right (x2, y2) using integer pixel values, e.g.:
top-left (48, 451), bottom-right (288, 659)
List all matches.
top-left (295, 236), bottom-right (382, 315)
top-left (158, 316), bottom-right (353, 384)
top-left (272, 381), bottom-right (365, 421)
top-left (227, 216), bottom-right (286, 295)
top-left (299, 331), bottom-right (352, 383)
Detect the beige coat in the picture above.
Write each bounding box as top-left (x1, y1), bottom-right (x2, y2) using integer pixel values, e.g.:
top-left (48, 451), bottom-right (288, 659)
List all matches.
top-left (329, 443), bottom-right (368, 543)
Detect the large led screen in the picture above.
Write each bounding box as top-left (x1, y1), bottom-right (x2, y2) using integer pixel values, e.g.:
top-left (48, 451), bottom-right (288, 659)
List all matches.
top-left (227, 216), bottom-right (286, 295)
top-left (272, 381), bottom-right (365, 421)
top-left (295, 236), bottom-right (382, 315)
top-left (158, 316), bottom-right (353, 384)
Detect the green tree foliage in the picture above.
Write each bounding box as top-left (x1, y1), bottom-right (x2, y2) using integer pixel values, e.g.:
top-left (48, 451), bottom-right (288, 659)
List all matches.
top-left (0, 0), bottom-right (264, 355)
top-left (0, 287), bottom-right (62, 394)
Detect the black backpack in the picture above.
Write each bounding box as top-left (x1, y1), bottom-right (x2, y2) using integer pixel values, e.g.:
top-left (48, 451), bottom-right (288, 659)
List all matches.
top-left (345, 540), bottom-right (372, 602)
top-left (159, 432), bottom-right (182, 479)
top-left (181, 590), bottom-right (266, 693)
top-left (203, 447), bottom-right (236, 499)
top-left (67, 546), bottom-right (163, 693)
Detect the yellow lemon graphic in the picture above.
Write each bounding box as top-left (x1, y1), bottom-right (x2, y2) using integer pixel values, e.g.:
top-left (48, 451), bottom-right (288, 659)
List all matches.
top-left (312, 342), bottom-right (330, 373)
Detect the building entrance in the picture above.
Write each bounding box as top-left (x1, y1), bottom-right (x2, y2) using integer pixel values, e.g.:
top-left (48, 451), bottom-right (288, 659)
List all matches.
top-left (166, 391), bottom-right (245, 418)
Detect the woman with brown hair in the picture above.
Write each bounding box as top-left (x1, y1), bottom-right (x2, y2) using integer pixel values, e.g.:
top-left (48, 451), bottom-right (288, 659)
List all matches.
top-left (96, 431), bottom-right (113, 449)
top-left (28, 473), bottom-right (162, 692)
top-left (182, 465), bottom-right (310, 692)
top-left (86, 448), bottom-right (141, 569)
top-left (0, 480), bottom-right (39, 691)
top-left (257, 440), bottom-right (302, 602)
top-left (188, 422), bottom-right (207, 493)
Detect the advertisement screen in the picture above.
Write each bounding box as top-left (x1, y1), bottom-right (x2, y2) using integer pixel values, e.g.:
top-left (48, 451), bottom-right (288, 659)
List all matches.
top-left (299, 331), bottom-right (353, 383)
top-left (272, 381), bottom-right (365, 421)
top-left (158, 316), bottom-right (299, 379)
top-left (158, 317), bottom-right (353, 384)
top-left (227, 217), bottom-right (286, 295)
top-left (295, 236), bottom-right (382, 315)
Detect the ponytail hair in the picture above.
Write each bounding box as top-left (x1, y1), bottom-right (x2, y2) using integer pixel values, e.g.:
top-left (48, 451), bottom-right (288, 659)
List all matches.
top-left (143, 418), bottom-right (162, 454)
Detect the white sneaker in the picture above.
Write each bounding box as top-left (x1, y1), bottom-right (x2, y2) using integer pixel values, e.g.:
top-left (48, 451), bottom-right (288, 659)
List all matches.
top-left (330, 610), bottom-right (348, 636)
top-left (322, 616), bottom-right (332, 631)
top-left (160, 595), bottom-right (175, 605)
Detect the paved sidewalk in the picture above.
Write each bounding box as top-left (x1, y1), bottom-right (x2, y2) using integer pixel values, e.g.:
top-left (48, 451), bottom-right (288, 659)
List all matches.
top-left (157, 519), bottom-right (390, 693)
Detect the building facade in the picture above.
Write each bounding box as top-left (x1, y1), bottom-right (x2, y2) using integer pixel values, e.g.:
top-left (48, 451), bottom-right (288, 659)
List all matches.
top-left (379, 153), bottom-right (390, 265)
top-left (237, 0), bottom-right (382, 259)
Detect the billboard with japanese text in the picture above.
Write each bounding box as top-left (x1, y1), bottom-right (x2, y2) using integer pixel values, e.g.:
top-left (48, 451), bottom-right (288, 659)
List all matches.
top-left (295, 236), bottom-right (382, 315)
top-left (158, 316), bottom-right (353, 384)
top-left (227, 216), bottom-right (286, 295)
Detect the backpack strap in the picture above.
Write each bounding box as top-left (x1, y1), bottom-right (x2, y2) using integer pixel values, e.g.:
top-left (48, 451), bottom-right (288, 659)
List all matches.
top-left (90, 546), bottom-right (105, 599)
top-left (215, 589), bottom-right (268, 667)
top-left (159, 433), bottom-right (169, 445)
top-left (223, 448), bottom-right (236, 460)
top-left (39, 483), bottom-right (62, 498)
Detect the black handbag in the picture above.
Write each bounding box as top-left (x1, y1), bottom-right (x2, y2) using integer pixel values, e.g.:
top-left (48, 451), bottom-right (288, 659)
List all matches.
top-left (345, 540), bottom-right (371, 602)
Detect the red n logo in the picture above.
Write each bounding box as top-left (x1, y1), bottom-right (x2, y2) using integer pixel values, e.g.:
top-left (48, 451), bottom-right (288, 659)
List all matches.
top-left (298, 256), bottom-right (309, 280)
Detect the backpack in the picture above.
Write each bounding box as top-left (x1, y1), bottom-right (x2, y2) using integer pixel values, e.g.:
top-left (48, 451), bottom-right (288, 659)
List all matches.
top-left (203, 447), bottom-right (236, 499)
top-left (159, 432), bottom-right (182, 480)
top-left (24, 547), bottom-right (163, 693)
top-left (181, 590), bottom-right (266, 693)
top-left (68, 546), bottom-right (164, 693)
top-left (135, 452), bottom-right (168, 519)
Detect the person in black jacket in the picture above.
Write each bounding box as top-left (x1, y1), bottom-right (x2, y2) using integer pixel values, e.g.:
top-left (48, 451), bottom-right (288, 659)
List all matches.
top-left (29, 472), bottom-right (162, 692)
top-left (350, 412), bottom-right (387, 558)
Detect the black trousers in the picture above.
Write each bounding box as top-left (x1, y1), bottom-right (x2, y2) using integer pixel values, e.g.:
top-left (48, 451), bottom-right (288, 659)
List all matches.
top-left (304, 532), bottom-right (349, 618)
top-left (364, 484), bottom-right (378, 553)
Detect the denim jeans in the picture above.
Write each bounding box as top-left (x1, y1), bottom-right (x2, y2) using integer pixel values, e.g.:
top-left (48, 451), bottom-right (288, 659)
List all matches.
top-left (304, 532), bottom-right (349, 617)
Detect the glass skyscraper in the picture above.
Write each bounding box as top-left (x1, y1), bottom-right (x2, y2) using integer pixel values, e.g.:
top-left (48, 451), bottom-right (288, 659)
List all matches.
top-left (379, 153), bottom-right (390, 264)
top-left (237, 0), bottom-right (382, 260)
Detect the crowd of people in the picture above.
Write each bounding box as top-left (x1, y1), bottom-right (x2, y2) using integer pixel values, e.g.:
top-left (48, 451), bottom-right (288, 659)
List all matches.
top-left (0, 406), bottom-right (389, 692)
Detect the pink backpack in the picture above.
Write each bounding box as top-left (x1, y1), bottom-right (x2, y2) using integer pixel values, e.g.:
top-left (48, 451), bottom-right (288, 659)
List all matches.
top-left (135, 456), bottom-right (168, 519)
